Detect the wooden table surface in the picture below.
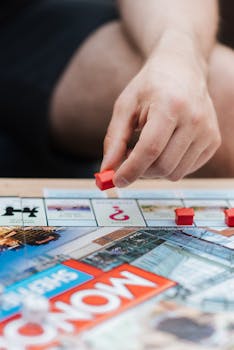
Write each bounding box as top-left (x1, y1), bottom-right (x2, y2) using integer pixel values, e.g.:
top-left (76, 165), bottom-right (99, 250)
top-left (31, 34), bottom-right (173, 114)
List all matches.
top-left (0, 178), bottom-right (234, 197)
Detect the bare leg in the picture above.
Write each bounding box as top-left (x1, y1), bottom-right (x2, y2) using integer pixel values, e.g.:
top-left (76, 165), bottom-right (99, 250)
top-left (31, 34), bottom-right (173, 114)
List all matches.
top-left (50, 21), bottom-right (142, 158)
top-left (193, 43), bottom-right (234, 177)
top-left (51, 25), bottom-right (234, 177)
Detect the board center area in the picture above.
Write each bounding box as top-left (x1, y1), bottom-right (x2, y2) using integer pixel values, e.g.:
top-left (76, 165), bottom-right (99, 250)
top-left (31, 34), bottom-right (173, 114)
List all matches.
top-left (0, 178), bottom-right (233, 350)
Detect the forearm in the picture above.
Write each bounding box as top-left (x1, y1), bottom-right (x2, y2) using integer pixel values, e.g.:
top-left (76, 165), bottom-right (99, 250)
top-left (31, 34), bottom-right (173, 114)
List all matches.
top-left (118, 0), bottom-right (219, 60)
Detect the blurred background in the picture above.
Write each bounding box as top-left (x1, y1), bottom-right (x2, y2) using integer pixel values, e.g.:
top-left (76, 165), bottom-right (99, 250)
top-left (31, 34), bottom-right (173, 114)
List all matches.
top-left (0, 0), bottom-right (232, 178)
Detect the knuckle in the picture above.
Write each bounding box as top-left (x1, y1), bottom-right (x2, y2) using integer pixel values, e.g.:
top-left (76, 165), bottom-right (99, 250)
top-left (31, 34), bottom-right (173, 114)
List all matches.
top-left (144, 143), bottom-right (160, 160)
top-left (191, 113), bottom-right (203, 127)
top-left (170, 94), bottom-right (187, 114)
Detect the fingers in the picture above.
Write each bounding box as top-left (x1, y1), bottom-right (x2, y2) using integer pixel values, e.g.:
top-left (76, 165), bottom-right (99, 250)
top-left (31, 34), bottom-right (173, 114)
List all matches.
top-left (142, 141), bottom-right (205, 181)
top-left (142, 120), bottom-right (221, 181)
top-left (166, 129), bottom-right (220, 181)
top-left (114, 104), bottom-right (177, 187)
top-left (101, 94), bottom-right (137, 172)
top-left (143, 126), bottom-right (193, 178)
top-left (101, 78), bottom-right (220, 186)
top-left (143, 96), bottom-right (221, 181)
top-left (166, 141), bottom-right (209, 181)
top-left (187, 144), bottom-right (220, 175)
top-left (186, 123), bottom-right (221, 176)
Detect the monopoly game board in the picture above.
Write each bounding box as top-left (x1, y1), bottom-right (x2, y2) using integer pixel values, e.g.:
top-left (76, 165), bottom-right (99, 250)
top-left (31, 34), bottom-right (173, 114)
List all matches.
top-left (0, 186), bottom-right (233, 349)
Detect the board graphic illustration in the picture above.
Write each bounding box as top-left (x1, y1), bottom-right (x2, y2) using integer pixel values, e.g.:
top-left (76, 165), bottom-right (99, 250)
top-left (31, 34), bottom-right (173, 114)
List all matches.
top-left (0, 188), bottom-right (233, 349)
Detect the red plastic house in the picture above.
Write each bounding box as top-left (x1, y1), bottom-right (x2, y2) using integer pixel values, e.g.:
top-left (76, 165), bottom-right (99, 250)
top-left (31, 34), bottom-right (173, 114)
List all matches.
top-left (175, 208), bottom-right (194, 226)
top-left (224, 208), bottom-right (234, 227)
top-left (95, 170), bottom-right (115, 191)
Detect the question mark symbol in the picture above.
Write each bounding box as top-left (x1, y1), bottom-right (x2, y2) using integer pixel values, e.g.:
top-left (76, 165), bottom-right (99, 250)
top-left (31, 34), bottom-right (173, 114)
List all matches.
top-left (109, 206), bottom-right (130, 221)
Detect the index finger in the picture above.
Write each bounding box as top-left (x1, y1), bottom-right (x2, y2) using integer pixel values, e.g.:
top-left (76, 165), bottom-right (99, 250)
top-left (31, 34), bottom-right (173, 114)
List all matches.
top-left (114, 106), bottom-right (177, 187)
top-left (101, 96), bottom-right (137, 171)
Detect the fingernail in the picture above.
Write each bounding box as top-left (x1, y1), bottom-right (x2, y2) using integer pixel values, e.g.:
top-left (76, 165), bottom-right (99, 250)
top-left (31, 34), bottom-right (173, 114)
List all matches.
top-left (114, 176), bottom-right (129, 188)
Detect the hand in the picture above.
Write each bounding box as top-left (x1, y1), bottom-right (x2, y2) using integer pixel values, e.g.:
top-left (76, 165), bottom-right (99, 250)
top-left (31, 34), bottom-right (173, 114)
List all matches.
top-left (101, 39), bottom-right (221, 187)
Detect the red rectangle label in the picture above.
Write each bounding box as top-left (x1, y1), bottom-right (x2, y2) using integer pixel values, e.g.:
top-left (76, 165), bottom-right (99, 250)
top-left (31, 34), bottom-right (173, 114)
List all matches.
top-left (0, 264), bottom-right (176, 349)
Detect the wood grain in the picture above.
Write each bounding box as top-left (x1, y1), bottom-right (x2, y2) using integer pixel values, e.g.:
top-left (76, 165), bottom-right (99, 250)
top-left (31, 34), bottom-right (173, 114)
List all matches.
top-left (0, 178), bottom-right (233, 197)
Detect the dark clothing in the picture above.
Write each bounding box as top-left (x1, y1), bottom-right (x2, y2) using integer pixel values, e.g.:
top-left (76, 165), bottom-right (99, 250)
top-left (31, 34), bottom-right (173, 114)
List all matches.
top-left (0, 0), bottom-right (118, 177)
top-left (219, 1), bottom-right (234, 48)
top-left (0, 0), bottom-right (30, 23)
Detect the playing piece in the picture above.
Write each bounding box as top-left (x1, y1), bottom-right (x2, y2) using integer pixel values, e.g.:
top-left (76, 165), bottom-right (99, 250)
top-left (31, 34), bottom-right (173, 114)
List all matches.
top-left (224, 208), bottom-right (234, 227)
top-left (0, 187), bottom-right (233, 350)
top-left (95, 170), bottom-right (115, 191)
top-left (184, 199), bottom-right (228, 227)
top-left (138, 199), bottom-right (183, 226)
top-left (22, 294), bottom-right (50, 324)
top-left (175, 207), bottom-right (194, 225)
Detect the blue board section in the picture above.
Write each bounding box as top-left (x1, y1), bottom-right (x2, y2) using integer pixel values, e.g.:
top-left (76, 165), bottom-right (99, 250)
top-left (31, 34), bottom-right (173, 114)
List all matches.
top-left (0, 263), bottom-right (93, 320)
top-left (0, 227), bottom-right (94, 281)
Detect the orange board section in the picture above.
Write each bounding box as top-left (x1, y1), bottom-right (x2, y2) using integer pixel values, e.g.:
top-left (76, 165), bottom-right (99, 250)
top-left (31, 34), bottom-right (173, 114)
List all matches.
top-left (0, 263), bottom-right (176, 349)
top-left (50, 263), bottom-right (176, 333)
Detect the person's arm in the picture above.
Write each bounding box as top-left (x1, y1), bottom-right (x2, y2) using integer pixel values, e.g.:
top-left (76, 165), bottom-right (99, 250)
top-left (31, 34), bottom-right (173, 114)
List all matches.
top-left (101, 0), bottom-right (221, 186)
top-left (118, 0), bottom-right (218, 59)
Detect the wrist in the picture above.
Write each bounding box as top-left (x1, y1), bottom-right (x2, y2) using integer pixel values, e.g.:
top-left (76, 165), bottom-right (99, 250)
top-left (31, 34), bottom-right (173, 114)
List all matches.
top-left (152, 28), bottom-right (208, 76)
